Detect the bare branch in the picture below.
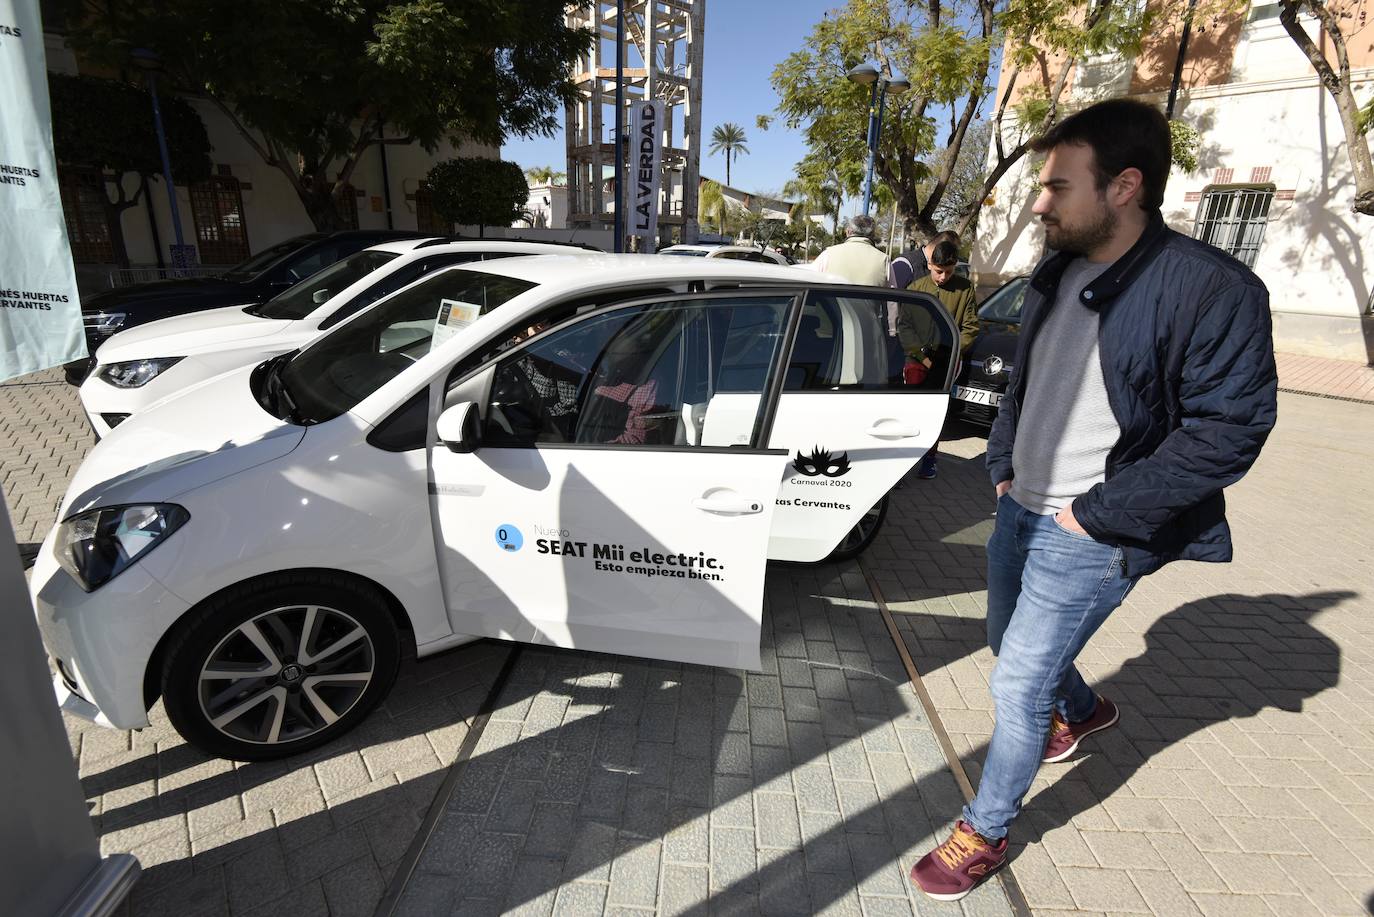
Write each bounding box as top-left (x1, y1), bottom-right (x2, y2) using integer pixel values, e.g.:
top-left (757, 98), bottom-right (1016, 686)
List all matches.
top-left (205, 94), bottom-right (279, 168)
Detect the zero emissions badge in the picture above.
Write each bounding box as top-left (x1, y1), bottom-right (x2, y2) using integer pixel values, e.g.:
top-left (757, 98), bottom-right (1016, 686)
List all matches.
top-left (495, 524), bottom-right (524, 552)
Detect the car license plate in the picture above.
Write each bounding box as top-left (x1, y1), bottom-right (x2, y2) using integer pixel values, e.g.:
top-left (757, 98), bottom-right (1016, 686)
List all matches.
top-left (953, 385), bottom-right (1001, 406)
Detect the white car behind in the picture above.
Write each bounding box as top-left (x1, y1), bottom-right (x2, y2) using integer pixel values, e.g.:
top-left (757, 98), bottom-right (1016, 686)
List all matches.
top-left (78, 239), bottom-right (599, 437)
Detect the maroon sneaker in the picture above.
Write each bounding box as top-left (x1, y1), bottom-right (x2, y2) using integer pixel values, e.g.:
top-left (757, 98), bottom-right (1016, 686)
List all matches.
top-left (910, 820), bottom-right (1008, 901)
top-left (1043, 695), bottom-right (1119, 763)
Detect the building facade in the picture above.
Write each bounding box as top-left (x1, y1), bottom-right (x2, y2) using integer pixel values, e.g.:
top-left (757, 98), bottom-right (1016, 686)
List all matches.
top-left (43, 33), bottom-right (496, 292)
top-left (974, 2), bottom-right (1374, 362)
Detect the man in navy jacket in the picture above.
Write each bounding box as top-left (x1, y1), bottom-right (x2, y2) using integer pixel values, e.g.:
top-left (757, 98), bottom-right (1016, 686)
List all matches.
top-left (910, 99), bottom-right (1278, 902)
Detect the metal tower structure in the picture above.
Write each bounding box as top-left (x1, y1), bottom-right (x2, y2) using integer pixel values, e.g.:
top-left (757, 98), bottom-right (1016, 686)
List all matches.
top-left (565, 0), bottom-right (706, 243)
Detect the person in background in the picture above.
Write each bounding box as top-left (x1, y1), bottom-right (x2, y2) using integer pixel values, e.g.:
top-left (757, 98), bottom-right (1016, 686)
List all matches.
top-left (813, 214), bottom-right (889, 285)
top-left (898, 238), bottom-right (978, 479)
top-left (888, 229), bottom-right (959, 336)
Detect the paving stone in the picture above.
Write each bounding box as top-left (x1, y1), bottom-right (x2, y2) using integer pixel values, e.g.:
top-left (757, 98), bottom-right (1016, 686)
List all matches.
top-left (563, 818), bottom-right (620, 882)
top-left (664, 806), bottom-right (711, 865)
top-left (709, 826), bottom-right (757, 891)
top-left (660, 863), bottom-right (710, 916)
top-left (756, 792), bottom-right (803, 848)
top-left (551, 880), bottom-right (608, 915)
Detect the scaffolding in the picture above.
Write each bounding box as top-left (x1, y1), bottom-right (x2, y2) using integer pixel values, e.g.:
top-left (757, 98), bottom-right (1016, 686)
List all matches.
top-left (565, 0), bottom-right (705, 243)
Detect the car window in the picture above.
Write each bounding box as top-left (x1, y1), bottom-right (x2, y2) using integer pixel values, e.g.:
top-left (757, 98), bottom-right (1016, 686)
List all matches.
top-left (977, 277), bottom-right (1029, 324)
top-left (220, 237), bottom-right (317, 281)
top-left (252, 250), bottom-right (401, 320)
top-left (784, 290), bottom-right (954, 392)
top-left (280, 268), bottom-right (537, 423)
top-left (661, 249), bottom-right (707, 257)
top-left (318, 252), bottom-right (484, 330)
top-left (281, 243), bottom-right (347, 283)
top-left (483, 295), bottom-right (793, 449)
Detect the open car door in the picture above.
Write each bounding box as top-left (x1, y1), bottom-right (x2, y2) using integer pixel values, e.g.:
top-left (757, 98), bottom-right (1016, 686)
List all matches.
top-left (428, 291), bottom-right (800, 670)
top-left (767, 286), bottom-right (957, 562)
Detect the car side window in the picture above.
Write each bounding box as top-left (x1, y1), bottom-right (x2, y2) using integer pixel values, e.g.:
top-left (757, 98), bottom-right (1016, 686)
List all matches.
top-left (320, 253), bottom-right (483, 329)
top-left (483, 296), bottom-right (793, 450)
top-left (283, 244), bottom-right (345, 282)
top-left (784, 291), bottom-right (954, 392)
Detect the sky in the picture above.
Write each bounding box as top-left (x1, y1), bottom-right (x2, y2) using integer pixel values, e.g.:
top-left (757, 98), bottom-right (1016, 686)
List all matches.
top-left (501, 0), bottom-right (856, 202)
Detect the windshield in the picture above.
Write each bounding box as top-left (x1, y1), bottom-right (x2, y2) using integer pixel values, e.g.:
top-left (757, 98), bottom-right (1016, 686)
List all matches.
top-left (221, 236), bottom-right (319, 281)
top-left (978, 277), bottom-right (1029, 324)
top-left (276, 268), bottom-right (537, 424)
top-left (661, 249), bottom-right (708, 257)
top-left (250, 250), bottom-right (401, 320)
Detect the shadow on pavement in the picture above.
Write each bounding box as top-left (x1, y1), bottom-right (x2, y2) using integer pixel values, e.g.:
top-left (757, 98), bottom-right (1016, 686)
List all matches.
top-left (80, 585), bottom-right (1352, 916)
top-left (996, 591), bottom-right (1350, 844)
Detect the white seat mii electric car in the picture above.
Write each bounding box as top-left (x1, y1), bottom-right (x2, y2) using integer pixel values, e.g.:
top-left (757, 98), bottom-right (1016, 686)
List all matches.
top-left (78, 239), bottom-right (598, 437)
top-left (31, 254), bottom-right (955, 760)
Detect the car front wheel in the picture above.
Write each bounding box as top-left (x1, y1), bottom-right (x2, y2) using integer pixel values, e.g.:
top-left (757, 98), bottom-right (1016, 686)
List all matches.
top-left (159, 573), bottom-right (401, 760)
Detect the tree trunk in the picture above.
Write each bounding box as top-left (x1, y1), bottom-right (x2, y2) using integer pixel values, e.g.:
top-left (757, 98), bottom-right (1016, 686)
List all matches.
top-left (1279, 0), bottom-right (1374, 216)
top-left (725, 152), bottom-right (731, 188)
top-left (301, 181), bottom-right (345, 232)
top-left (100, 172), bottom-right (147, 270)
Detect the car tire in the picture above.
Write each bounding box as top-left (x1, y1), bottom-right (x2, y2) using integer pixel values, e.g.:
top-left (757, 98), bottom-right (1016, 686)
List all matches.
top-left (819, 495), bottom-right (888, 563)
top-left (159, 572), bottom-right (401, 761)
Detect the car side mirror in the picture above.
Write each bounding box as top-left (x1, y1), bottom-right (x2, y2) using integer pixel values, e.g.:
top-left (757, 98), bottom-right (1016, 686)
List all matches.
top-left (437, 402), bottom-right (481, 453)
top-left (312, 289), bottom-right (331, 304)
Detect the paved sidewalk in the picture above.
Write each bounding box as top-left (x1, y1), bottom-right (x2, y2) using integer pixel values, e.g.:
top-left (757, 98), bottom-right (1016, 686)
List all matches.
top-left (1275, 352), bottom-right (1374, 403)
top-left (393, 568), bottom-right (1013, 917)
top-left (6, 368), bottom-right (1374, 915)
top-left (871, 396), bottom-right (1374, 916)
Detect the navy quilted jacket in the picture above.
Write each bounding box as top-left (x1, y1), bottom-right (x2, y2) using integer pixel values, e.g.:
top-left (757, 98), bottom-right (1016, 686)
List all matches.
top-left (986, 213), bottom-right (1278, 577)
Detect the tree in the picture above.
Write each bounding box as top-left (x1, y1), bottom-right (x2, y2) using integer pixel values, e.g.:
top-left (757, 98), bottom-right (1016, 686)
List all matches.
top-left (426, 158), bottom-right (529, 237)
top-left (64, 0), bottom-right (592, 231)
top-left (697, 180), bottom-right (733, 235)
top-left (1278, 0), bottom-right (1374, 215)
top-left (785, 160), bottom-right (849, 237)
top-left (524, 165), bottom-right (566, 186)
top-left (709, 123), bottom-right (750, 186)
top-left (48, 73), bottom-right (212, 267)
top-left (771, 0), bottom-right (1155, 241)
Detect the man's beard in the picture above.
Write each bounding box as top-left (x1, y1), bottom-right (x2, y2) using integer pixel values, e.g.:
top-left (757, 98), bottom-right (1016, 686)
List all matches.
top-left (1042, 203), bottom-right (1117, 255)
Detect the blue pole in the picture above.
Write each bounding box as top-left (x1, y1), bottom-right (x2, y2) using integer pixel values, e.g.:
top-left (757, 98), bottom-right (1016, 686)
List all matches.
top-left (145, 72), bottom-right (186, 250)
top-left (861, 81), bottom-right (884, 217)
top-left (613, 0), bottom-right (625, 253)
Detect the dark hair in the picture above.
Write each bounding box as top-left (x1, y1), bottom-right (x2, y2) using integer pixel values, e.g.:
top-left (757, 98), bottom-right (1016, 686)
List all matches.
top-left (1032, 98), bottom-right (1170, 212)
top-left (930, 230), bottom-right (959, 249)
top-left (929, 240), bottom-right (959, 267)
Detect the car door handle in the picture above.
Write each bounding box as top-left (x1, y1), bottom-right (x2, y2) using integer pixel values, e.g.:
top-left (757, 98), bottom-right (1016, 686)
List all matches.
top-left (866, 419), bottom-right (921, 438)
top-left (692, 494), bottom-right (764, 515)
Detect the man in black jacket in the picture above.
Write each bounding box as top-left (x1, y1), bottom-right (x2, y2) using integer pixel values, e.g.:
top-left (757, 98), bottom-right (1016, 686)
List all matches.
top-left (910, 99), bottom-right (1278, 902)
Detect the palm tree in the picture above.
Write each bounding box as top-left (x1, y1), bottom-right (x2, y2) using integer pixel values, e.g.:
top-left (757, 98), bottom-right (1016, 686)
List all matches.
top-left (698, 180), bottom-right (730, 235)
top-left (523, 165), bottom-right (566, 186)
top-left (709, 123), bottom-right (749, 187)
top-left (784, 175), bottom-right (843, 238)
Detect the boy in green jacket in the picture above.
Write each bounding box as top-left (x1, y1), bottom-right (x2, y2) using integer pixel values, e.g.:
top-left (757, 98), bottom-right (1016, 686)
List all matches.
top-left (898, 238), bottom-right (979, 478)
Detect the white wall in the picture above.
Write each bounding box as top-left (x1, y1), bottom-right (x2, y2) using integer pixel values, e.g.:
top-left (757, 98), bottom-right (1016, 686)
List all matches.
top-left (974, 73), bottom-right (1374, 361)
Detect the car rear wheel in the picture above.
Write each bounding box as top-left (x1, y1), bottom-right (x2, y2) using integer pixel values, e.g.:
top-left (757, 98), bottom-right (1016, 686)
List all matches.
top-left (160, 573), bottom-right (400, 760)
top-left (820, 496), bottom-right (888, 563)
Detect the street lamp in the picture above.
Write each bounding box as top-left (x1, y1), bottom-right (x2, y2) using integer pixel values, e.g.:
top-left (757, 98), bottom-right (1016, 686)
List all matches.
top-left (131, 48), bottom-right (190, 266)
top-left (848, 59), bottom-right (909, 217)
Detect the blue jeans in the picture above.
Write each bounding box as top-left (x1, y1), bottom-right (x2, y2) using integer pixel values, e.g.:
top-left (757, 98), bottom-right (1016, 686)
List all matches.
top-left (961, 494), bottom-right (1138, 840)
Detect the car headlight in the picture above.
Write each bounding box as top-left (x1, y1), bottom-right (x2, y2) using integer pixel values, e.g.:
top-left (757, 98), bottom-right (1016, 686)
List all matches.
top-left (96, 357), bottom-right (185, 388)
top-left (87, 312), bottom-right (127, 335)
top-left (56, 504), bottom-right (190, 592)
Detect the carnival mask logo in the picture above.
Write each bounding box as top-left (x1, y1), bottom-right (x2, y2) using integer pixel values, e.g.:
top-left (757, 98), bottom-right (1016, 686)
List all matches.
top-left (793, 446), bottom-right (851, 478)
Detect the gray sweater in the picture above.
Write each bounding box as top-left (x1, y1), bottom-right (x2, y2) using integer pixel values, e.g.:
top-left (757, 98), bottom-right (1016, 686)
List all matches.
top-left (1008, 258), bottom-right (1119, 515)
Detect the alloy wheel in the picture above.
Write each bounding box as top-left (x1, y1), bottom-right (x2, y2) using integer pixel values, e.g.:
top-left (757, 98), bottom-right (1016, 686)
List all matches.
top-left (836, 500), bottom-right (885, 554)
top-left (197, 604), bottom-right (375, 745)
